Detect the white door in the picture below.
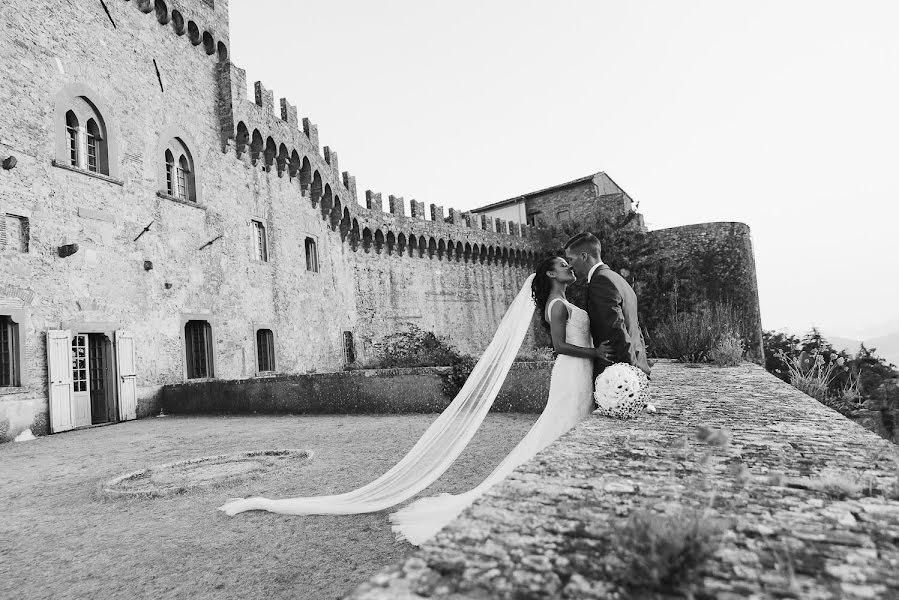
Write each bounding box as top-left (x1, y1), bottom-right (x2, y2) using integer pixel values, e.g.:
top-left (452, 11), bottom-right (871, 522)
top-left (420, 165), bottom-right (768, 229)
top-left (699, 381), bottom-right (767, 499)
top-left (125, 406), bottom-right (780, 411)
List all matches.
top-left (47, 330), bottom-right (75, 433)
top-left (70, 334), bottom-right (91, 428)
top-left (116, 330), bottom-right (137, 422)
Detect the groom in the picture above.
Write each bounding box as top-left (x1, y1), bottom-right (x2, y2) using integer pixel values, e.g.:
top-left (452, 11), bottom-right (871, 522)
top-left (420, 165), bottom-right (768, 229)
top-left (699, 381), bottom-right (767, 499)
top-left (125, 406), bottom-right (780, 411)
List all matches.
top-left (564, 233), bottom-right (651, 378)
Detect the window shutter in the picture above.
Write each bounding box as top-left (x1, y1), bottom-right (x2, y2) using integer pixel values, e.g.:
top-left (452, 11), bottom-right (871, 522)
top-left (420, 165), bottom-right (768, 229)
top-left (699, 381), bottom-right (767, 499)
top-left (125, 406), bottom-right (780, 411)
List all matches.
top-left (115, 330), bottom-right (138, 421)
top-left (46, 330), bottom-right (75, 433)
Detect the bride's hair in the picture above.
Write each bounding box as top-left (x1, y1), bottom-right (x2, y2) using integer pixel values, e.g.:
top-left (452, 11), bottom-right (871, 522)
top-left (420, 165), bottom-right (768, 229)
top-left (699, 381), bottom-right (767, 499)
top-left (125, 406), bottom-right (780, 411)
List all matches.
top-left (531, 255), bottom-right (561, 326)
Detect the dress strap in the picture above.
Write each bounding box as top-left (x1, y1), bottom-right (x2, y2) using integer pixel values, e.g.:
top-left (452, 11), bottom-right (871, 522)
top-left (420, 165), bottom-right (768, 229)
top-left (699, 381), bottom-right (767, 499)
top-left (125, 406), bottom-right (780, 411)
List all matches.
top-left (545, 298), bottom-right (569, 323)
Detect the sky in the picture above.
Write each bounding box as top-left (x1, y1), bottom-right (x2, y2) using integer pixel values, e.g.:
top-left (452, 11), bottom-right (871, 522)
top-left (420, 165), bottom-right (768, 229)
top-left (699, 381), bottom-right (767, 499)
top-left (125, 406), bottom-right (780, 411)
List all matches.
top-left (229, 0), bottom-right (898, 340)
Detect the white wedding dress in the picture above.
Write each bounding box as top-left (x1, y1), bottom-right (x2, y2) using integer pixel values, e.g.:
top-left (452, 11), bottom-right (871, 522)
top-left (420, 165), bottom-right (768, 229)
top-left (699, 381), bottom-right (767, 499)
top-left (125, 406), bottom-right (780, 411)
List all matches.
top-left (390, 297), bottom-right (594, 543)
top-left (218, 277), bottom-right (594, 546)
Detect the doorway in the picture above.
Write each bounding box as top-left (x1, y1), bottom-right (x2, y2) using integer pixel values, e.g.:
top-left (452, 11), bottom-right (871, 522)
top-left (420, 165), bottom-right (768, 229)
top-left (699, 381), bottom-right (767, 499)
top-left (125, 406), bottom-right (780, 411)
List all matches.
top-left (71, 333), bottom-right (115, 428)
top-left (48, 328), bottom-right (137, 434)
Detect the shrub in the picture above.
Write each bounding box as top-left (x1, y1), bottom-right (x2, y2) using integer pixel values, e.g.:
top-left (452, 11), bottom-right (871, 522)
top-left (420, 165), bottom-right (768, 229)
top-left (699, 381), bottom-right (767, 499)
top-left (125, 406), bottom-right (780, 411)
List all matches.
top-left (775, 349), bottom-right (843, 402)
top-left (614, 508), bottom-right (723, 592)
top-left (440, 355), bottom-right (477, 398)
top-left (710, 329), bottom-right (743, 366)
top-left (649, 302), bottom-right (743, 363)
top-left (763, 330), bottom-right (801, 382)
top-left (365, 324), bottom-right (462, 369)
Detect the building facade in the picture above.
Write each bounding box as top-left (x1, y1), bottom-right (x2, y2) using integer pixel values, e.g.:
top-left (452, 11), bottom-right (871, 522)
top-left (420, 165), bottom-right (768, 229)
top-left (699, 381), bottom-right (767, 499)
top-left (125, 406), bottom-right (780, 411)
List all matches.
top-left (0, 0), bottom-right (764, 444)
top-left (470, 172), bottom-right (644, 231)
top-left (0, 0), bottom-right (539, 441)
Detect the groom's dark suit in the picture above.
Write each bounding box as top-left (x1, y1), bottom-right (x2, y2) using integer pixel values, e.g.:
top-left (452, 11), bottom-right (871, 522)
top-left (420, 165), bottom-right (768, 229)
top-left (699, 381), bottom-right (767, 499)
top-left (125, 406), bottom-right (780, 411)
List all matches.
top-left (587, 264), bottom-right (651, 378)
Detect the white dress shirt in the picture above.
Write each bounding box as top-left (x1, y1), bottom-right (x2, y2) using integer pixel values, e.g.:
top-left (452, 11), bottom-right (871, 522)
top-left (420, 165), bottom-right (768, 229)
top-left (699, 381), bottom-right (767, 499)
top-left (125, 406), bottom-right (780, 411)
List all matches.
top-left (587, 261), bottom-right (606, 283)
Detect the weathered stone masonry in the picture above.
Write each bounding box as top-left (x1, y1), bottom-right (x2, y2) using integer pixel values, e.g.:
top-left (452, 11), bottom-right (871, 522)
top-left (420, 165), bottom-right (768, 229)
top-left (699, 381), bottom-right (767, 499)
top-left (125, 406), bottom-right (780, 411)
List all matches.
top-left (350, 363), bottom-right (899, 600)
top-left (0, 0), bottom-right (765, 443)
top-left (0, 0), bottom-right (536, 441)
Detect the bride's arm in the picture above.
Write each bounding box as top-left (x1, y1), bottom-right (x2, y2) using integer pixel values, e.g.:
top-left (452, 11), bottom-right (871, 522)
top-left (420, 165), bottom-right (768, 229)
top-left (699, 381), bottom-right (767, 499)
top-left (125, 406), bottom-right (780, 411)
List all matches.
top-left (548, 302), bottom-right (612, 360)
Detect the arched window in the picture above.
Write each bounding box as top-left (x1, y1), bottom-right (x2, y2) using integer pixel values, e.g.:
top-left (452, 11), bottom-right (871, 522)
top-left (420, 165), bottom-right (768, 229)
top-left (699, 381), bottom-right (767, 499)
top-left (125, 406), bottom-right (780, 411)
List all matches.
top-left (256, 329), bottom-right (275, 373)
top-left (55, 85), bottom-right (120, 179)
top-left (61, 101), bottom-right (109, 174)
top-left (161, 137), bottom-right (197, 202)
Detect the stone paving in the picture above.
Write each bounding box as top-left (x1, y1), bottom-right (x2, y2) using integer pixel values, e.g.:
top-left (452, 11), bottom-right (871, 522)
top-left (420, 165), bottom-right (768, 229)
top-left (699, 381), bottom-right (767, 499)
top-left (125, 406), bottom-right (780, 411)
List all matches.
top-left (347, 362), bottom-right (899, 599)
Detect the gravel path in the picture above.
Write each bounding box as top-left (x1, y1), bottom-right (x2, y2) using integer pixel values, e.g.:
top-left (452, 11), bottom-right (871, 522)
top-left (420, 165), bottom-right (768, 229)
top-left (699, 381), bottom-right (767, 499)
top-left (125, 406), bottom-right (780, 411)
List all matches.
top-left (0, 413), bottom-right (538, 600)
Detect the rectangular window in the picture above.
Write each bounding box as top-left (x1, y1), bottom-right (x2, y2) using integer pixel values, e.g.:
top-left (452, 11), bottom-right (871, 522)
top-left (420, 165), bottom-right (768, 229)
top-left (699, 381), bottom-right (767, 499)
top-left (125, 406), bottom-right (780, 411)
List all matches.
top-left (556, 210), bottom-right (570, 222)
top-left (86, 132), bottom-right (98, 173)
top-left (185, 320), bottom-right (213, 379)
top-left (0, 316), bottom-right (20, 387)
top-left (305, 237), bottom-right (318, 272)
top-left (256, 329), bottom-right (275, 372)
top-left (67, 126), bottom-right (79, 167)
top-left (176, 166), bottom-right (187, 200)
top-left (71, 334), bottom-right (88, 392)
top-left (526, 211), bottom-right (541, 227)
top-left (4, 215), bottom-right (29, 253)
top-left (343, 331), bottom-right (355, 364)
top-left (252, 221), bottom-right (268, 262)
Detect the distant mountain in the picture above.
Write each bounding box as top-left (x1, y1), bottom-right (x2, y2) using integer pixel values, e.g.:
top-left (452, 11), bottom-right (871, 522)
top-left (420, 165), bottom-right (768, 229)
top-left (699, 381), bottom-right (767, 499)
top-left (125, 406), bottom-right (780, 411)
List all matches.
top-left (809, 332), bottom-right (899, 369)
top-left (828, 335), bottom-right (863, 354)
top-left (865, 333), bottom-right (899, 368)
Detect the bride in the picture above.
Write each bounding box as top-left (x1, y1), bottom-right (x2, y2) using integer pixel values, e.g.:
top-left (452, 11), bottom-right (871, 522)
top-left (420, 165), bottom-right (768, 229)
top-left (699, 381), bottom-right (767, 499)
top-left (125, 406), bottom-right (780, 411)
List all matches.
top-left (219, 256), bottom-right (610, 546)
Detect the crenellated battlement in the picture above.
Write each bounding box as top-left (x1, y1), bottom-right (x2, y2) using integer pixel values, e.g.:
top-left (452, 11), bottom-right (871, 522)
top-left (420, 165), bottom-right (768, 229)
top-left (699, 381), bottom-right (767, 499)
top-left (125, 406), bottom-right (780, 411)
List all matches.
top-left (215, 61), bottom-right (534, 262)
top-left (341, 199), bottom-right (536, 267)
top-left (123, 0), bottom-right (231, 62)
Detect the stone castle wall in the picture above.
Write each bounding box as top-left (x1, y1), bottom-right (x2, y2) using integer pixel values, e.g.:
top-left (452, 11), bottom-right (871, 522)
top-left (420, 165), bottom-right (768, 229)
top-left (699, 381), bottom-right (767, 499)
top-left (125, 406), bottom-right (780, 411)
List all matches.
top-left (649, 222), bottom-right (765, 359)
top-left (0, 0), bottom-right (536, 441)
top-left (0, 0), bottom-right (765, 443)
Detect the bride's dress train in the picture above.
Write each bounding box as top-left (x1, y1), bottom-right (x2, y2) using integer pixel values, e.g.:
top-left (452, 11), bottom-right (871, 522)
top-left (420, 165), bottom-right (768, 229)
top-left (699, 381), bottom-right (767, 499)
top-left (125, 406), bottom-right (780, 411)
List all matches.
top-left (219, 279), bottom-right (594, 547)
top-left (389, 297), bottom-right (594, 544)
top-left (218, 274), bottom-right (539, 517)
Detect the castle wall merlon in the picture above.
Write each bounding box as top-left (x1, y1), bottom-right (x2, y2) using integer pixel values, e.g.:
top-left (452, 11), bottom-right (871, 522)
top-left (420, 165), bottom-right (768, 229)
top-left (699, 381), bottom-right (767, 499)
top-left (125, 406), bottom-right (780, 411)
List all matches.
top-left (410, 200), bottom-right (426, 219)
top-left (430, 204), bottom-right (445, 222)
top-left (302, 119), bottom-right (319, 150)
top-left (253, 81), bottom-right (274, 115)
top-left (280, 98), bottom-right (298, 130)
top-left (365, 191), bottom-right (383, 212)
top-left (323, 146), bottom-right (338, 175)
top-left (342, 172), bottom-right (357, 204)
top-left (388, 195), bottom-right (405, 217)
top-left (447, 209), bottom-right (466, 226)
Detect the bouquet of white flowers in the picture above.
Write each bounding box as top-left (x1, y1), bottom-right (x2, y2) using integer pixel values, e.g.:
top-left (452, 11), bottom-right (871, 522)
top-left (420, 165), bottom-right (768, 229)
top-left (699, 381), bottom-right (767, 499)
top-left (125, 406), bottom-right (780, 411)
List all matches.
top-left (593, 363), bottom-right (651, 419)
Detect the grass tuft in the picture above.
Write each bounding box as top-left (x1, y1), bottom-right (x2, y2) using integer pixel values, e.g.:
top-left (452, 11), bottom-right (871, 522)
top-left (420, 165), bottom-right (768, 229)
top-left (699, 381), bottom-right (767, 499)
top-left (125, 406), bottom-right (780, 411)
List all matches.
top-left (614, 508), bottom-right (723, 592)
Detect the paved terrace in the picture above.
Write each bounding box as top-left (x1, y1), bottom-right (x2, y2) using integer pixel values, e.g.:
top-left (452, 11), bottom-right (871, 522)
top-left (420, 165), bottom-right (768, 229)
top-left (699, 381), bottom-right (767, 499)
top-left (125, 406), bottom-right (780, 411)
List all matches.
top-left (349, 362), bottom-right (899, 599)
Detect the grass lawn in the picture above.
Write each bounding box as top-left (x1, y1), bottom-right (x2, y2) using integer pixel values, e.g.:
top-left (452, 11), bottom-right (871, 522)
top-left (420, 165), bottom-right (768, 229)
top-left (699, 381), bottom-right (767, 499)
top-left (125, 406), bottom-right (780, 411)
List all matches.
top-left (0, 413), bottom-right (538, 600)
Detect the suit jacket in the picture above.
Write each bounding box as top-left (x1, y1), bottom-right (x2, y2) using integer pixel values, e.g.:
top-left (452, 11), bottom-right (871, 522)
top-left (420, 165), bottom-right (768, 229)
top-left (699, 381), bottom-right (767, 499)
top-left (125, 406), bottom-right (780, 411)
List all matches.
top-left (587, 265), bottom-right (651, 378)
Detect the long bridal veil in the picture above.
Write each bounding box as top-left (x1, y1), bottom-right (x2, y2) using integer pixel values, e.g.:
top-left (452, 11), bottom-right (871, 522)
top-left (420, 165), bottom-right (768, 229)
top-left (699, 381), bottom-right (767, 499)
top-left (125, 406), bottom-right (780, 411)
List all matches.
top-left (218, 273), bottom-right (537, 519)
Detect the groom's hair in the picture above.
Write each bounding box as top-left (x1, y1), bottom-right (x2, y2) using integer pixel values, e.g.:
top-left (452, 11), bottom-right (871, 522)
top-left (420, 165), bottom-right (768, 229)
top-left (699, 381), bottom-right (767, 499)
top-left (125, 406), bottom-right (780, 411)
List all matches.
top-left (563, 233), bottom-right (602, 258)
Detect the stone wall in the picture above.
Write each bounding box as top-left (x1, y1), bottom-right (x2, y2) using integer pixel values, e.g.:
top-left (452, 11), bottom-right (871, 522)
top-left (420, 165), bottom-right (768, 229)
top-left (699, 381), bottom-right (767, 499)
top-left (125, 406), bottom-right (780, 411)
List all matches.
top-left (0, 0), bottom-right (536, 441)
top-left (349, 362), bottom-right (899, 599)
top-left (648, 222), bottom-right (765, 360)
top-left (159, 361), bottom-right (552, 416)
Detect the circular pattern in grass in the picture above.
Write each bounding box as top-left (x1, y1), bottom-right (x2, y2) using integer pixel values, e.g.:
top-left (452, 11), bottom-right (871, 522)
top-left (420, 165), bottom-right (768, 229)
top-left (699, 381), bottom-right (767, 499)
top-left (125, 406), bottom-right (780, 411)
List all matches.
top-left (102, 449), bottom-right (313, 498)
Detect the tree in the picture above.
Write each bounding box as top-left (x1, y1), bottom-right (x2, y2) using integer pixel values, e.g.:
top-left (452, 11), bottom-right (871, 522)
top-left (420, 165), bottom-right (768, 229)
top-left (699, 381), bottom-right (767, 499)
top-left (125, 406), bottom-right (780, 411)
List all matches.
top-left (762, 330), bottom-right (800, 382)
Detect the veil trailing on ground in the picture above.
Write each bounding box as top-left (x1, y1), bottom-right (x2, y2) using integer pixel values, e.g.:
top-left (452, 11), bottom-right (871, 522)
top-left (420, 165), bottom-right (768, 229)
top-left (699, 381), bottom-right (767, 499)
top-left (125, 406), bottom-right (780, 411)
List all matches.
top-left (218, 274), bottom-right (537, 519)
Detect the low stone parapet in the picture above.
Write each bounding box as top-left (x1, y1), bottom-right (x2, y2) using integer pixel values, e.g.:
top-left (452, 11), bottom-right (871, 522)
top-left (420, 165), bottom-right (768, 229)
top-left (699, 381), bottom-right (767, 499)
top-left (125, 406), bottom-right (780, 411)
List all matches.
top-left (158, 361), bottom-right (553, 415)
top-left (348, 362), bottom-right (899, 599)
